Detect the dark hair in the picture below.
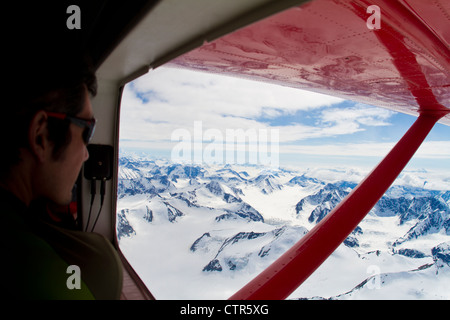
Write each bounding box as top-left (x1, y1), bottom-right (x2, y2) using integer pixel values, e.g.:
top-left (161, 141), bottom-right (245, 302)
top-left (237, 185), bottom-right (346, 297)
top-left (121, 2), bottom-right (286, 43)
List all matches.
top-left (1, 51), bottom-right (97, 179)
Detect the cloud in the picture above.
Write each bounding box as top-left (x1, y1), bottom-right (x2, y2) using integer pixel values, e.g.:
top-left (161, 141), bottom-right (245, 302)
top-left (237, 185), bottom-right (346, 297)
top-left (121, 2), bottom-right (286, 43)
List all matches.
top-left (320, 105), bottom-right (394, 127)
top-left (120, 66), bottom-right (344, 137)
top-left (121, 68), bottom-right (342, 121)
top-left (119, 66), bottom-right (448, 170)
top-left (316, 105), bottom-right (395, 140)
top-left (279, 142), bottom-right (394, 157)
top-left (414, 141), bottom-right (450, 159)
top-left (120, 67), bottom-right (397, 146)
top-left (279, 141), bottom-right (450, 159)
top-left (130, 66), bottom-right (344, 117)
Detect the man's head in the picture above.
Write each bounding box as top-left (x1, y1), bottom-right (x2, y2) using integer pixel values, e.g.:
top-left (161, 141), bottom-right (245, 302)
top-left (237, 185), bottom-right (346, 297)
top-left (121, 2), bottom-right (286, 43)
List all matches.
top-left (2, 51), bottom-right (97, 205)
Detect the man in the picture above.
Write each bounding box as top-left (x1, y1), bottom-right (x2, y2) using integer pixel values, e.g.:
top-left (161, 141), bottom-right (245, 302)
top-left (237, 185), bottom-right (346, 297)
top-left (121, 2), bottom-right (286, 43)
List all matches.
top-left (1, 49), bottom-right (122, 299)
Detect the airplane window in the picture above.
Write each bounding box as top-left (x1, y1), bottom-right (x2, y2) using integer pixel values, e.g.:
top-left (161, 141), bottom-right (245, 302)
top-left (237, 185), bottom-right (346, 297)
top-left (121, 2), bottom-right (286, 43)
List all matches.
top-left (117, 66), bottom-right (450, 299)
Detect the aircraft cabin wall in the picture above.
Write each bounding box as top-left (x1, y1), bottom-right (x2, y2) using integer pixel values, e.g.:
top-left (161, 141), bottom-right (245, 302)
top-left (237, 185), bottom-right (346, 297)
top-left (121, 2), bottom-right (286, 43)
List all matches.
top-left (82, 78), bottom-right (121, 242)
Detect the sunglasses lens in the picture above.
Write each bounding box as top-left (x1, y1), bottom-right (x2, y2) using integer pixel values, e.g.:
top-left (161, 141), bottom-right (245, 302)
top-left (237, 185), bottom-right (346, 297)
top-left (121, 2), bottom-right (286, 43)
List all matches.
top-left (83, 122), bottom-right (95, 144)
top-left (46, 112), bottom-right (96, 144)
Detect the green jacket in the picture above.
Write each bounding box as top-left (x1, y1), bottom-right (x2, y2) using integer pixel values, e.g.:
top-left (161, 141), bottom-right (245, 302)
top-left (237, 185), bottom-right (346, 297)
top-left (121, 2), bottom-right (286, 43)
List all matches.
top-left (2, 189), bottom-right (122, 300)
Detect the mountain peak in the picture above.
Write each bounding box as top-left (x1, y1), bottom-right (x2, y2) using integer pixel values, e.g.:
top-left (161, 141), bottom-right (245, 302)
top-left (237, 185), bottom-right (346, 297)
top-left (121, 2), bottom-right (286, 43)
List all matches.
top-left (116, 155), bottom-right (450, 299)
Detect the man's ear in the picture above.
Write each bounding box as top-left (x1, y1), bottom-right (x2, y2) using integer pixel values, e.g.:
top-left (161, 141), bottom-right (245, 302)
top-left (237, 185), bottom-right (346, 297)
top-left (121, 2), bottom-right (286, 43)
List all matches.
top-left (28, 110), bottom-right (51, 163)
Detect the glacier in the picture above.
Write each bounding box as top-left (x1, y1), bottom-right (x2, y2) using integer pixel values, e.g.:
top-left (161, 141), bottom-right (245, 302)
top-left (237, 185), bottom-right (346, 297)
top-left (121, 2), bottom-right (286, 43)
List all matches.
top-left (116, 154), bottom-right (450, 300)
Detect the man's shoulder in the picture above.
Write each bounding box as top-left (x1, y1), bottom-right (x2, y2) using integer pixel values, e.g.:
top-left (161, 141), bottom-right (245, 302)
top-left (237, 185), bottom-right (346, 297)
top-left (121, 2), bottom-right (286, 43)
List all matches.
top-left (34, 222), bottom-right (124, 300)
top-left (3, 222), bottom-right (96, 299)
top-left (1, 198), bottom-right (122, 299)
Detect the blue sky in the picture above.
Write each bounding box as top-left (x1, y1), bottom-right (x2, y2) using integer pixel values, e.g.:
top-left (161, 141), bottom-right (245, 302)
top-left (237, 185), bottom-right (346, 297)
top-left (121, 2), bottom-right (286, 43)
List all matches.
top-left (119, 66), bottom-right (450, 172)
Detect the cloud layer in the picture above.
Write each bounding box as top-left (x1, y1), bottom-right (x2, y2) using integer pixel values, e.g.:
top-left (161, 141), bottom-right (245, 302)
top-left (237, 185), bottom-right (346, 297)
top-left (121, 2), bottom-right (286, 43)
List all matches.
top-left (119, 67), bottom-right (450, 166)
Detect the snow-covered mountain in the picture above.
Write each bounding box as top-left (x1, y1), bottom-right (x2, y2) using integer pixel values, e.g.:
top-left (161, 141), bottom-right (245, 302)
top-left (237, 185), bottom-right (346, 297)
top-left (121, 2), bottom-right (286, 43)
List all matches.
top-left (116, 154), bottom-right (450, 299)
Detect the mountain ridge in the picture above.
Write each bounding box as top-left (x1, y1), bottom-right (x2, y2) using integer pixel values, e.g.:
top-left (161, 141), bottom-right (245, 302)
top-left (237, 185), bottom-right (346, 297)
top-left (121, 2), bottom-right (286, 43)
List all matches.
top-left (116, 155), bottom-right (450, 299)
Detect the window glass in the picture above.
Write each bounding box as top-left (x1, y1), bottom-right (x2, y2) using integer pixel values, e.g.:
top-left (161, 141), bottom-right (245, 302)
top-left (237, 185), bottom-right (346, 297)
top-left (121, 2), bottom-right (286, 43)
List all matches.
top-left (117, 66), bottom-right (450, 299)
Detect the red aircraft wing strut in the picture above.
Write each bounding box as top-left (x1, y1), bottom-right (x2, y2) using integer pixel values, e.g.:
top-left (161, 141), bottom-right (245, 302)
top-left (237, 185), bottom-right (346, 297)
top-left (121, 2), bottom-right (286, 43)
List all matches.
top-left (229, 0), bottom-right (449, 300)
top-left (229, 110), bottom-right (447, 300)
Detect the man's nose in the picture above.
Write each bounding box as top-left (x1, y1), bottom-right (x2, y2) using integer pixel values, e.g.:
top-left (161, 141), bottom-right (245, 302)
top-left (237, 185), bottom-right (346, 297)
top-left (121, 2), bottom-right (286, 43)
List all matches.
top-left (84, 145), bottom-right (90, 162)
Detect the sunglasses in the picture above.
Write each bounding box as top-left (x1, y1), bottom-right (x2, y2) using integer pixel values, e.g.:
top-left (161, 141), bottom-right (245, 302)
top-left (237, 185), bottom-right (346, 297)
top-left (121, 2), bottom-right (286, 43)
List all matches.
top-left (46, 111), bottom-right (96, 144)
